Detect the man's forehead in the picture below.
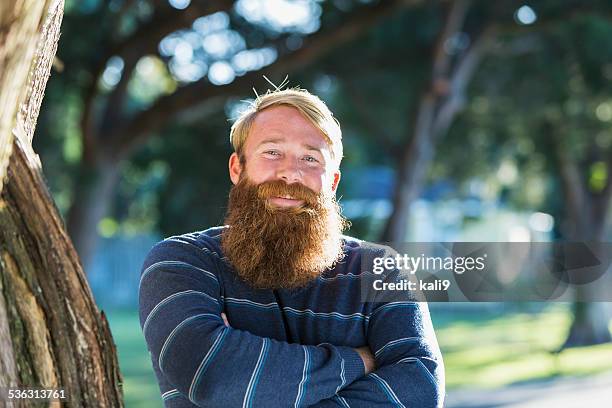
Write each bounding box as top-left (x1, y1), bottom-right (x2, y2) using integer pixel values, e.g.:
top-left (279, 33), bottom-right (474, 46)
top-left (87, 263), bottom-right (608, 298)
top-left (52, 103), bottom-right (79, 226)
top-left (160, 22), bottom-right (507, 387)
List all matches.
top-left (251, 105), bottom-right (313, 130)
top-left (248, 106), bottom-right (331, 150)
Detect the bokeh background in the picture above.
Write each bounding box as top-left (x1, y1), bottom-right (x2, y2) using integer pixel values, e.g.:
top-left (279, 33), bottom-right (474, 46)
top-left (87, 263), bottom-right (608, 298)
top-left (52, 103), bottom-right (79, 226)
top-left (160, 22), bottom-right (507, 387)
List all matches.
top-left (36, 0), bottom-right (612, 406)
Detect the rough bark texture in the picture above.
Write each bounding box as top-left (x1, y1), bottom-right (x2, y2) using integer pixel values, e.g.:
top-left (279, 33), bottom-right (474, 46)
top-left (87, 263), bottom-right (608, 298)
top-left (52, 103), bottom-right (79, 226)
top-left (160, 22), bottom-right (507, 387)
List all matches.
top-left (0, 0), bottom-right (124, 406)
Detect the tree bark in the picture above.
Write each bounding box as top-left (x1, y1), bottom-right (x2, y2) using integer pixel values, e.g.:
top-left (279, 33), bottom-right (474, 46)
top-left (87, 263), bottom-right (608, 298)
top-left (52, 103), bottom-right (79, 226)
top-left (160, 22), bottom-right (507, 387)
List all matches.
top-left (0, 1), bottom-right (123, 406)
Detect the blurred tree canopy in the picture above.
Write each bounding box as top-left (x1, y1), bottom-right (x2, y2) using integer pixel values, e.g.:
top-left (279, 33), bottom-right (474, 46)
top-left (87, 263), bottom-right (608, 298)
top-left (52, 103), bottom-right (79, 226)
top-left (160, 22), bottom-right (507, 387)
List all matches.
top-left (37, 0), bottom-right (413, 268)
top-left (35, 0), bottom-right (612, 346)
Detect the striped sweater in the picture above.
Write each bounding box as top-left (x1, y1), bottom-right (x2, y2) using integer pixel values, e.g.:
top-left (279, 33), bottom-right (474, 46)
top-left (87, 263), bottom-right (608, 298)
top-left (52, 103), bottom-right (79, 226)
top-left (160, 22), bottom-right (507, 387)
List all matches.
top-left (139, 226), bottom-right (445, 407)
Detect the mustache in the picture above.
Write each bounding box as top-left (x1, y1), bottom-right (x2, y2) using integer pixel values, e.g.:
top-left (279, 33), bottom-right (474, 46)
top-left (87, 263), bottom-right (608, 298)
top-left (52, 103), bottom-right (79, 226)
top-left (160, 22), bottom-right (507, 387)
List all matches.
top-left (256, 179), bottom-right (320, 208)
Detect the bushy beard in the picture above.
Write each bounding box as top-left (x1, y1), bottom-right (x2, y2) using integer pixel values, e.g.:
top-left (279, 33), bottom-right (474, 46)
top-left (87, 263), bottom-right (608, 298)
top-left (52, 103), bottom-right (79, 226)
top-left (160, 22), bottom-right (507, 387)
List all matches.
top-left (221, 176), bottom-right (348, 290)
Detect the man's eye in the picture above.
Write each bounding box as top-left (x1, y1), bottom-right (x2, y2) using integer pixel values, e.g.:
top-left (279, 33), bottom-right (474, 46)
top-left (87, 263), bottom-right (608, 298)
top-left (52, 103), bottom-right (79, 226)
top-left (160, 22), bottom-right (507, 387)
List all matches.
top-left (303, 156), bottom-right (319, 163)
top-left (264, 150), bottom-right (280, 156)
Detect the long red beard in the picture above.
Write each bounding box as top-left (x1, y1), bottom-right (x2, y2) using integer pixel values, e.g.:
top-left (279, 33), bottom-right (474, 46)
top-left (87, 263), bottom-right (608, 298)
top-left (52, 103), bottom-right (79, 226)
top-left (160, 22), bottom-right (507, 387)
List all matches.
top-left (221, 177), bottom-right (348, 289)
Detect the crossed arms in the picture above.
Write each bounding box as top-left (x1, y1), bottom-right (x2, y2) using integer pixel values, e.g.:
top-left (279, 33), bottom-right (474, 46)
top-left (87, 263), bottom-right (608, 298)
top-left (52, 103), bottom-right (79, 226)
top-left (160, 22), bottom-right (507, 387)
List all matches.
top-left (139, 239), bottom-right (445, 407)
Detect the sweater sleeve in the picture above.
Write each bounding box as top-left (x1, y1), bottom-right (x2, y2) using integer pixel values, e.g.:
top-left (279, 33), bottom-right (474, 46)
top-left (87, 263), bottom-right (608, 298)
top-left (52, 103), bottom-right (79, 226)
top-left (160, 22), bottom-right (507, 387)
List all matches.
top-left (138, 238), bottom-right (365, 407)
top-left (307, 248), bottom-right (446, 408)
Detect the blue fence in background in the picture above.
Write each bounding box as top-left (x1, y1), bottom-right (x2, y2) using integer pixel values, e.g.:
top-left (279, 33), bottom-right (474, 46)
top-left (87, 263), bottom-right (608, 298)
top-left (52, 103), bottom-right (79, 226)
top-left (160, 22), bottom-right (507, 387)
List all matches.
top-left (87, 233), bottom-right (161, 310)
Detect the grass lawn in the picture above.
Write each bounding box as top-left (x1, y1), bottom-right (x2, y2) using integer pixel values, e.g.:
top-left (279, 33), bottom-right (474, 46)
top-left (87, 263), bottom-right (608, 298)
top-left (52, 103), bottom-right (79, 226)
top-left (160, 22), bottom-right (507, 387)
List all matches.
top-left (431, 304), bottom-right (612, 389)
top-left (106, 304), bottom-right (612, 407)
top-left (106, 310), bottom-right (163, 408)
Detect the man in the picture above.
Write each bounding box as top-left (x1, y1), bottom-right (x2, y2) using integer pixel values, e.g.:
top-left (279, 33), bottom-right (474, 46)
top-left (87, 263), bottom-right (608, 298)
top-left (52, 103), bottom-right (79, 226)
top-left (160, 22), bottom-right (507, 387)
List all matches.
top-left (139, 88), bottom-right (445, 407)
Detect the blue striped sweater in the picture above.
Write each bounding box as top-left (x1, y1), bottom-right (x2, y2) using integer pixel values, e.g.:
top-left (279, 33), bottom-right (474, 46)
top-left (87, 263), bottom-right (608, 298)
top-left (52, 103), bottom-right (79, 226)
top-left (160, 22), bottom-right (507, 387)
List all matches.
top-left (139, 226), bottom-right (445, 407)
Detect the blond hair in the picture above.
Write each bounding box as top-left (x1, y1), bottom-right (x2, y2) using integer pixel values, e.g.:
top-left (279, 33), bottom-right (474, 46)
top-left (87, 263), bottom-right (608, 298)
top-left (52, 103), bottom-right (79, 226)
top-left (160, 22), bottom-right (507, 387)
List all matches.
top-left (229, 88), bottom-right (343, 166)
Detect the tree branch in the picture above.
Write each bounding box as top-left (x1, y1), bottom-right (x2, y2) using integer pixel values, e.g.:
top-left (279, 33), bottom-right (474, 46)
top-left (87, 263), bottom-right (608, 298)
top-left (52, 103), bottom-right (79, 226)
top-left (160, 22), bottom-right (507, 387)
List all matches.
top-left (408, 0), bottom-right (472, 151)
top-left (432, 24), bottom-right (495, 138)
top-left (80, 0), bottom-right (234, 164)
top-left (431, 0), bottom-right (471, 81)
top-left (550, 125), bottom-right (591, 236)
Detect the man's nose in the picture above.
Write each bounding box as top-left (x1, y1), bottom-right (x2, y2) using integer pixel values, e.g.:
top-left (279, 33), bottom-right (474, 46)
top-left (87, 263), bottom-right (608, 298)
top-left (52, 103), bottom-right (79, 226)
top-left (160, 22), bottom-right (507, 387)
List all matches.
top-left (276, 156), bottom-right (302, 184)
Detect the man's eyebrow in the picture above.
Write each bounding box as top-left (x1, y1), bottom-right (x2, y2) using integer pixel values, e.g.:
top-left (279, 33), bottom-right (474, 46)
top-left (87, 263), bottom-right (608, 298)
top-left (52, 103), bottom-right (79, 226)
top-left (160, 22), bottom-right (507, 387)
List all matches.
top-left (257, 138), bottom-right (283, 146)
top-left (257, 138), bottom-right (325, 153)
top-left (303, 143), bottom-right (325, 153)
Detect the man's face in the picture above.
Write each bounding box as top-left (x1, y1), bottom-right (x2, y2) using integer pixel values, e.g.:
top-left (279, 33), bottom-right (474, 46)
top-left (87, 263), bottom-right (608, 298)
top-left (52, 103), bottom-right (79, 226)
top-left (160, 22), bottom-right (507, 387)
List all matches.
top-left (222, 105), bottom-right (347, 290)
top-left (229, 105), bottom-right (340, 204)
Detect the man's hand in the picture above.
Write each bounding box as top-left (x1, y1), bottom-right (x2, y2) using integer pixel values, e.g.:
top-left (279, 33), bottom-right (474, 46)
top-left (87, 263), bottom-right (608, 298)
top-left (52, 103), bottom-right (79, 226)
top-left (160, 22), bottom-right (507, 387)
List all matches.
top-left (354, 346), bottom-right (376, 375)
top-left (221, 312), bottom-right (229, 327)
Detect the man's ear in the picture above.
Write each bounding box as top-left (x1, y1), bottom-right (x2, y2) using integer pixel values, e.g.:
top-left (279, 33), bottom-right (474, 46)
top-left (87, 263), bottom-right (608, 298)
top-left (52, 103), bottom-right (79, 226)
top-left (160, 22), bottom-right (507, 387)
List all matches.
top-left (331, 170), bottom-right (341, 193)
top-left (229, 152), bottom-right (242, 185)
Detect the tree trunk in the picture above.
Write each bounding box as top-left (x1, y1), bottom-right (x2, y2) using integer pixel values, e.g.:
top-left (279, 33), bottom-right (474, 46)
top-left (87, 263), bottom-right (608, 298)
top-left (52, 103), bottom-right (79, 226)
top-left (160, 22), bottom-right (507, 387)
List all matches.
top-left (381, 92), bottom-right (439, 242)
top-left (381, 0), bottom-right (483, 242)
top-left (563, 301), bottom-right (612, 348)
top-left (0, 1), bottom-right (124, 406)
top-left (551, 124), bottom-right (612, 349)
top-left (561, 234), bottom-right (612, 349)
top-left (67, 159), bottom-right (121, 271)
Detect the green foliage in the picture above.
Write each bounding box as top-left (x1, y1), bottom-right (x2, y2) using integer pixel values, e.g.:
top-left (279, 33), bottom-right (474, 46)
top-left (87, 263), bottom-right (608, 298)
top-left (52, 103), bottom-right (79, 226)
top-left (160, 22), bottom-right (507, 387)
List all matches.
top-left (36, 0), bottom-right (612, 239)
